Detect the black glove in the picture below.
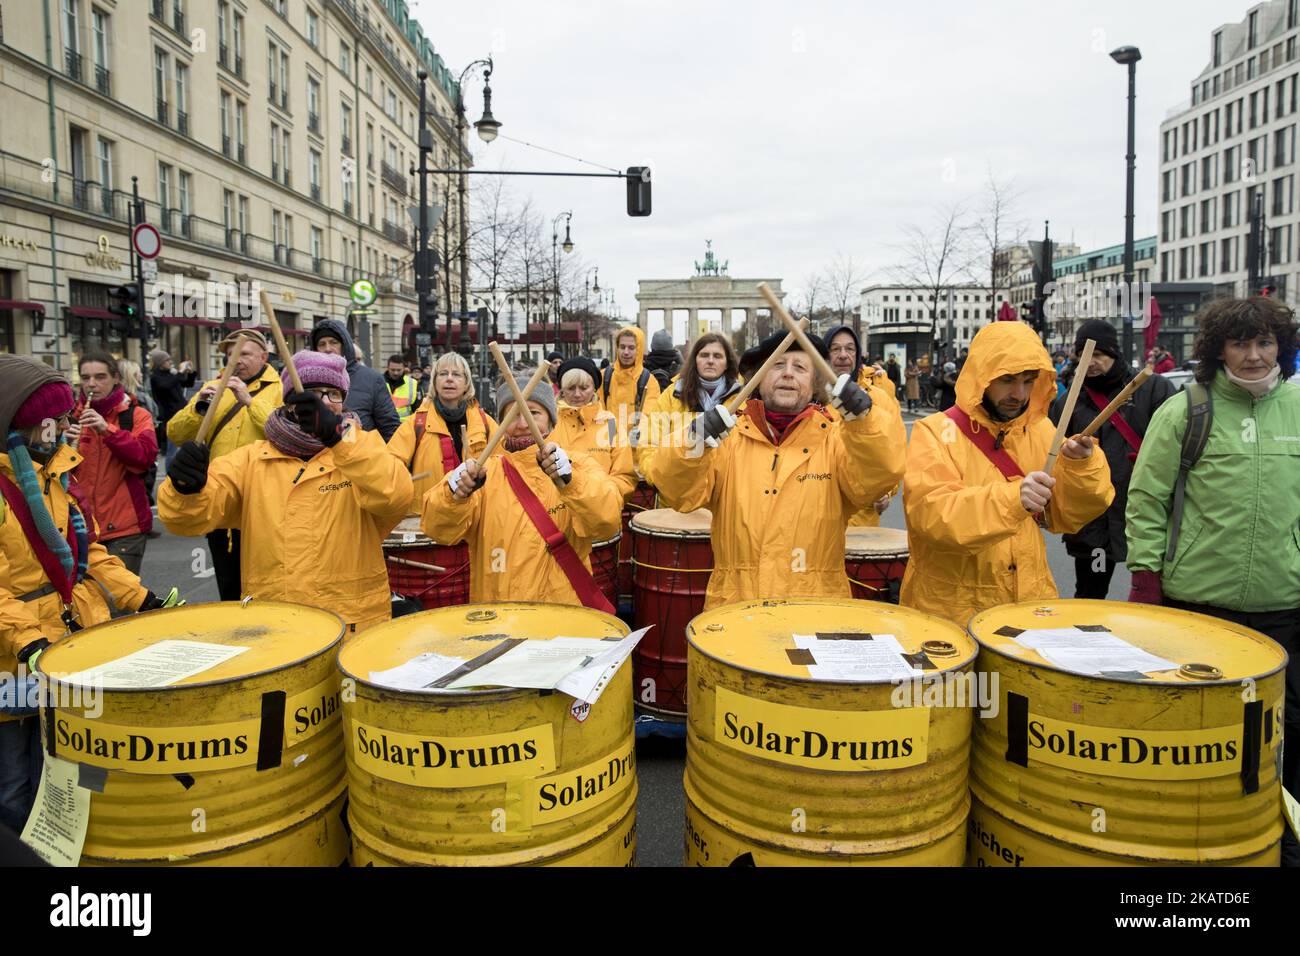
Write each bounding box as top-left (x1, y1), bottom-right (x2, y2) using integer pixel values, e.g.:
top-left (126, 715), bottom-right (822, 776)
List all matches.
top-left (16, 638), bottom-right (50, 665)
top-left (139, 590), bottom-right (164, 611)
top-left (690, 404), bottom-right (737, 445)
top-left (830, 374), bottom-right (873, 420)
top-left (285, 391), bottom-right (344, 446)
top-left (169, 441), bottom-right (210, 494)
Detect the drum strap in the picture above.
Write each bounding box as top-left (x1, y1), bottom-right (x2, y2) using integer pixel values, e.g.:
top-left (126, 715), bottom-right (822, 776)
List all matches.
top-left (943, 406), bottom-right (1043, 527)
top-left (1084, 385), bottom-right (1143, 459)
top-left (500, 458), bottom-right (614, 613)
top-left (438, 434), bottom-right (459, 474)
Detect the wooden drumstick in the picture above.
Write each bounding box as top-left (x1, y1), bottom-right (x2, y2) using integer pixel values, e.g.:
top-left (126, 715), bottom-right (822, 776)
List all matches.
top-left (386, 555), bottom-right (447, 573)
top-left (723, 317), bottom-right (810, 414)
top-left (472, 361), bottom-right (550, 464)
top-left (1080, 364), bottom-right (1155, 438)
top-left (411, 471), bottom-right (432, 482)
top-left (1044, 338), bottom-right (1095, 474)
top-left (758, 282), bottom-right (840, 387)
top-left (195, 331), bottom-right (252, 445)
top-left (488, 342), bottom-right (565, 488)
top-left (259, 289), bottom-right (302, 394)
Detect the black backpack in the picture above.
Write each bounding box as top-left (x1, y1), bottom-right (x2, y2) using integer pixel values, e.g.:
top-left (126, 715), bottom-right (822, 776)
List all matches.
top-left (1163, 382), bottom-right (1212, 564)
top-left (602, 366), bottom-right (651, 414)
top-left (118, 406), bottom-right (159, 505)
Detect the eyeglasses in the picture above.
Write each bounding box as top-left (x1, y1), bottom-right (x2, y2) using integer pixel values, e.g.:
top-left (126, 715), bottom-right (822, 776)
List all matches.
top-left (307, 387), bottom-right (345, 402)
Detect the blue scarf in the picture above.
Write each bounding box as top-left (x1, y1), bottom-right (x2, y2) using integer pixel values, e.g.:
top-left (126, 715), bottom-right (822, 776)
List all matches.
top-left (6, 431), bottom-right (89, 587)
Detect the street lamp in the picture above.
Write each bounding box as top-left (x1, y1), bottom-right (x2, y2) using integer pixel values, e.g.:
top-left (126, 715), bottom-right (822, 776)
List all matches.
top-left (1111, 44), bottom-right (1141, 366)
top-left (552, 211), bottom-right (573, 352)
top-left (455, 56), bottom-right (500, 354)
top-left (583, 266), bottom-right (600, 350)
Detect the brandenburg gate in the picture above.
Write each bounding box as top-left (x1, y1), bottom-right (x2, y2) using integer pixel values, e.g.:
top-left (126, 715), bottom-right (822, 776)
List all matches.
top-left (636, 242), bottom-right (785, 345)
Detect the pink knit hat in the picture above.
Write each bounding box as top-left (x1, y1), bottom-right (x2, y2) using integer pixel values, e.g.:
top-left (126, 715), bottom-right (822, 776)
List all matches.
top-left (12, 380), bottom-right (76, 429)
top-left (285, 350), bottom-right (349, 394)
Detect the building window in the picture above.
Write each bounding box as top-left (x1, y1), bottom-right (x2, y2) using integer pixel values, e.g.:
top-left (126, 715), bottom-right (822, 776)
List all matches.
top-left (340, 41), bottom-right (350, 77)
top-left (235, 100), bottom-right (247, 162)
top-left (308, 77), bottom-right (321, 133)
top-left (310, 227), bottom-right (323, 274)
top-left (153, 48), bottom-right (169, 124)
top-left (157, 162), bottom-right (172, 233)
top-left (1249, 11), bottom-right (1258, 50)
top-left (306, 7), bottom-right (319, 48)
top-left (233, 12), bottom-right (244, 75)
top-left (179, 171), bottom-right (191, 236)
top-left (90, 7), bottom-right (109, 92)
top-left (175, 62), bottom-right (189, 135)
top-left (1199, 242), bottom-right (1212, 277)
top-left (365, 65), bottom-right (373, 97)
top-left (309, 149), bottom-right (321, 200)
top-left (270, 122), bottom-right (280, 181)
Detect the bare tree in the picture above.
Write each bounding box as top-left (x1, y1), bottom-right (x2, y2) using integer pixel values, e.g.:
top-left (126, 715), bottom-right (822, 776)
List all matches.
top-left (508, 199), bottom-right (551, 354)
top-left (823, 253), bottom-right (868, 339)
top-left (971, 168), bottom-right (1027, 320)
top-left (890, 201), bottom-right (975, 359)
top-left (469, 177), bottom-right (524, 340)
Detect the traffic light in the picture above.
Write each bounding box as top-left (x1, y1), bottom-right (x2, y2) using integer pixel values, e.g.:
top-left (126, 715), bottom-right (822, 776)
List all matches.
top-left (108, 284), bottom-right (139, 320)
top-left (419, 296), bottom-right (438, 332)
top-left (1258, 284), bottom-right (1276, 297)
top-left (626, 167), bottom-right (651, 217)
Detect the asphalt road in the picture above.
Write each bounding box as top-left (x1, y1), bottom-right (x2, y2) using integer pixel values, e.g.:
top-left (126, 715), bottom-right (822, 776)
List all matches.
top-left (135, 408), bottom-right (1130, 868)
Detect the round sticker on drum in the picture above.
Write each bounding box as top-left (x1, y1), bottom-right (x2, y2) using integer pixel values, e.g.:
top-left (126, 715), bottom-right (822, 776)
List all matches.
top-left (402, 533), bottom-right (418, 543)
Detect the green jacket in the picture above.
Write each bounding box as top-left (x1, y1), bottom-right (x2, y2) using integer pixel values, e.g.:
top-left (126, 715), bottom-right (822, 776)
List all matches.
top-left (1126, 371), bottom-right (1300, 612)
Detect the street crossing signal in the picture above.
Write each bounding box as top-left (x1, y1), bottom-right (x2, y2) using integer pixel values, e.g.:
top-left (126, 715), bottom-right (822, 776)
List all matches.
top-left (626, 167), bottom-right (651, 217)
top-left (108, 284), bottom-right (140, 319)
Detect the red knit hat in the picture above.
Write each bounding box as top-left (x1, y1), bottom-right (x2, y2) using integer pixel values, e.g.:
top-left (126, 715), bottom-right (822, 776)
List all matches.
top-left (12, 380), bottom-right (75, 429)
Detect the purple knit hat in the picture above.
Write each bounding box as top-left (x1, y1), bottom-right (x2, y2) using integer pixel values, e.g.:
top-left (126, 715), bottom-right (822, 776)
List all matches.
top-left (286, 350), bottom-right (349, 394)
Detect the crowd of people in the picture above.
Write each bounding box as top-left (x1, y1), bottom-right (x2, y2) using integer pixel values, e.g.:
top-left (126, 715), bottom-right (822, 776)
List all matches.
top-left (1, 296), bottom-right (1297, 864)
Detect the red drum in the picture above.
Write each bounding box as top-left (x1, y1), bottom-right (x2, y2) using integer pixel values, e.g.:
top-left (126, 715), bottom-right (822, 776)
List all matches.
top-left (617, 481), bottom-right (658, 603)
top-left (631, 508), bottom-right (713, 718)
top-left (844, 526), bottom-right (909, 604)
top-left (383, 516), bottom-right (471, 610)
top-left (589, 532), bottom-right (621, 611)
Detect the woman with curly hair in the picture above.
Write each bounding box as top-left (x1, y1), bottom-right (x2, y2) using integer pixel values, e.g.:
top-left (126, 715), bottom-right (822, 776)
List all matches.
top-left (1125, 294), bottom-right (1300, 865)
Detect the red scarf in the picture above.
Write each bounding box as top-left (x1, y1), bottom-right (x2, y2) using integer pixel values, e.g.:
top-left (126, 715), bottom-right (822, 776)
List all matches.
top-left (764, 410), bottom-right (800, 444)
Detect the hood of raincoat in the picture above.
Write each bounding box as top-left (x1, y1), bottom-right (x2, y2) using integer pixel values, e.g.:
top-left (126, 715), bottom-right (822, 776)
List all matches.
top-left (955, 321), bottom-right (1058, 428)
top-left (309, 319), bottom-right (359, 368)
top-left (613, 325), bottom-right (647, 377)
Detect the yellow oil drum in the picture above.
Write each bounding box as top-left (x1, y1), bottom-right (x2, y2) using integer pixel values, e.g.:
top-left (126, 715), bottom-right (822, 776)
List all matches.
top-left (685, 598), bottom-right (976, 866)
top-left (339, 603), bottom-right (636, 866)
top-left (35, 602), bottom-right (348, 866)
top-left (968, 600), bottom-right (1286, 867)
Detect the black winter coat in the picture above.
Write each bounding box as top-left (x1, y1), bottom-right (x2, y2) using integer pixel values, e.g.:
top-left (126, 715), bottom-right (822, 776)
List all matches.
top-left (1048, 364), bottom-right (1178, 560)
top-left (150, 367), bottom-right (198, 424)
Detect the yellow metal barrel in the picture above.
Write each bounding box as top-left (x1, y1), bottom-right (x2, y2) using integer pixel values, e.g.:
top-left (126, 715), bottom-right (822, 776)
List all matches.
top-left (339, 603), bottom-right (636, 866)
top-left (968, 600), bottom-right (1286, 867)
top-left (685, 599), bottom-right (976, 866)
top-left (35, 602), bottom-right (348, 866)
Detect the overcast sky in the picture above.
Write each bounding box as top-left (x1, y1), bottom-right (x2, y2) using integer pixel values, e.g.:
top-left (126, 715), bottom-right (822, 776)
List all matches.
top-left (413, 0), bottom-right (1235, 337)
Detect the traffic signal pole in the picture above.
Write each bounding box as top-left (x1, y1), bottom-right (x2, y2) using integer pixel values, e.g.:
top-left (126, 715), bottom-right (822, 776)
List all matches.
top-left (131, 176), bottom-right (148, 364)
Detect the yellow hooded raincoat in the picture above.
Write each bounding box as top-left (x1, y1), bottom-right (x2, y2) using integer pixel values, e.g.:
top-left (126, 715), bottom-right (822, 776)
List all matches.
top-left (420, 445), bottom-right (624, 604)
top-left (826, 364), bottom-right (902, 527)
top-left (643, 383), bottom-right (907, 609)
top-left (552, 401), bottom-right (638, 500)
top-left (900, 322), bottom-right (1114, 627)
top-left (158, 425), bottom-right (413, 634)
top-left (386, 398), bottom-right (498, 511)
top-left (166, 364), bottom-right (283, 459)
top-left (2, 446), bottom-right (148, 716)
top-left (603, 326), bottom-right (662, 435)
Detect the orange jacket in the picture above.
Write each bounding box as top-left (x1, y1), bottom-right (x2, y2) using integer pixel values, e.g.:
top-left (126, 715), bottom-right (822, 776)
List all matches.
top-left (71, 392), bottom-right (157, 541)
top-left (900, 322), bottom-right (1114, 627)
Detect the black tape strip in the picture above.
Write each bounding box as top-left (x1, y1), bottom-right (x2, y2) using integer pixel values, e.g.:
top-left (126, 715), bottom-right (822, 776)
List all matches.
top-left (903, 651), bottom-right (936, 671)
top-left (429, 638), bottom-right (524, 689)
top-left (787, 648), bottom-right (816, 666)
top-left (1264, 707), bottom-right (1274, 745)
top-left (256, 690), bottom-right (287, 771)
top-left (44, 706), bottom-right (57, 758)
top-left (1075, 624), bottom-right (1111, 632)
top-left (1098, 671), bottom-right (1149, 680)
top-left (1005, 692), bottom-right (1029, 767)
top-left (1240, 699), bottom-right (1262, 795)
top-left (993, 625), bottom-right (1023, 638)
top-left (814, 631), bottom-right (872, 641)
top-left (77, 763), bottom-right (107, 793)
top-left (173, 773), bottom-right (195, 790)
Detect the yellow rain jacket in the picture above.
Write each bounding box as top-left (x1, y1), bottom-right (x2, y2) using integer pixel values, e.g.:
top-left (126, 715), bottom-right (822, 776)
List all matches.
top-left (421, 444), bottom-right (624, 604)
top-left (901, 322), bottom-right (1114, 627)
top-left (158, 425), bottom-right (412, 635)
top-left (826, 365), bottom-right (901, 527)
top-left (634, 374), bottom-right (744, 479)
top-left (387, 398), bottom-right (497, 512)
top-left (553, 401), bottom-right (638, 500)
top-left (2, 447), bottom-right (147, 715)
top-left (602, 326), bottom-right (662, 435)
top-left (644, 386), bottom-right (907, 610)
top-left (167, 364), bottom-right (283, 459)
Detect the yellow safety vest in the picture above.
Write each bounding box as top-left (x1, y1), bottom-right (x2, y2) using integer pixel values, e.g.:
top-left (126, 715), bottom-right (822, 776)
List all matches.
top-left (388, 375), bottom-right (420, 420)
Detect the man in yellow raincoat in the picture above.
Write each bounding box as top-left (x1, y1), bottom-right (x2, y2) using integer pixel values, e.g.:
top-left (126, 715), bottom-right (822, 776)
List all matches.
top-left (553, 356), bottom-right (636, 499)
top-left (167, 330), bottom-right (283, 601)
top-left (387, 352), bottom-right (497, 511)
top-left (602, 326), bottom-right (662, 442)
top-left (422, 372), bottom-right (623, 606)
top-left (1, 356), bottom-right (176, 833)
top-left (644, 334), bottom-right (906, 609)
top-left (901, 321), bottom-right (1114, 627)
top-left (159, 351), bottom-right (412, 635)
